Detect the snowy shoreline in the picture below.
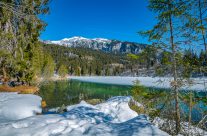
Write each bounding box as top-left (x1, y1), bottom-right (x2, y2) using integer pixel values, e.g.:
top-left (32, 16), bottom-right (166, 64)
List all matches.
top-left (69, 76), bottom-right (207, 91)
top-left (0, 93), bottom-right (169, 136)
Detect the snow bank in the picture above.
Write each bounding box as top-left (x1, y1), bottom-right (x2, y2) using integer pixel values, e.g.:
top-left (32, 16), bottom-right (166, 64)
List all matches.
top-left (96, 96), bottom-right (138, 123)
top-left (0, 93), bottom-right (42, 123)
top-left (69, 76), bottom-right (207, 91)
top-left (0, 96), bottom-right (168, 136)
top-left (153, 117), bottom-right (207, 136)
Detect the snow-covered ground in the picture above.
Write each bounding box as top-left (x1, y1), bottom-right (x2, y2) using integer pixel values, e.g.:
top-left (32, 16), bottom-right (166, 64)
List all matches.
top-left (0, 93), bottom-right (169, 136)
top-left (69, 76), bottom-right (207, 91)
top-left (153, 117), bottom-right (207, 136)
top-left (0, 92), bottom-right (42, 123)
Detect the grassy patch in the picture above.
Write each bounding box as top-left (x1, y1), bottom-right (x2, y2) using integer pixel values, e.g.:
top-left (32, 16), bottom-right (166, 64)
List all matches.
top-left (129, 100), bottom-right (145, 114)
top-left (85, 99), bottom-right (104, 105)
top-left (0, 85), bottom-right (39, 94)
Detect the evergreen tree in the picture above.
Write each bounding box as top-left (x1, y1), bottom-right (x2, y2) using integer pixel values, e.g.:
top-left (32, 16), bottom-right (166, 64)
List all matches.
top-left (81, 65), bottom-right (87, 75)
top-left (0, 50), bottom-right (13, 82)
top-left (89, 65), bottom-right (92, 75)
top-left (42, 54), bottom-right (55, 79)
top-left (95, 66), bottom-right (101, 76)
top-left (32, 44), bottom-right (45, 78)
top-left (75, 67), bottom-right (81, 76)
top-left (0, 0), bottom-right (50, 83)
top-left (188, 0), bottom-right (207, 52)
top-left (197, 0), bottom-right (207, 52)
top-left (105, 67), bottom-right (110, 76)
top-left (199, 50), bottom-right (207, 66)
top-left (58, 65), bottom-right (68, 78)
top-left (141, 0), bottom-right (191, 133)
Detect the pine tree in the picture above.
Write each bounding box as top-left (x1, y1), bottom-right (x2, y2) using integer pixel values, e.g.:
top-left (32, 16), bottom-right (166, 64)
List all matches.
top-left (42, 54), bottom-right (55, 79)
top-left (58, 65), bottom-right (68, 78)
top-left (141, 0), bottom-right (190, 134)
top-left (75, 67), bottom-right (81, 76)
top-left (81, 66), bottom-right (86, 75)
top-left (0, 50), bottom-right (13, 83)
top-left (105, 67), bottom-right (110, 76)
top-left (197, 0), bottom-right (207, 52)
top-left (32, 44), bottom-right (45, 78)
top-left (199, 50), bottom-right (207, 66)
top-left (0, 0), bottom-right (50, 83)
top-left (190, 0), bottom-right (207, 52)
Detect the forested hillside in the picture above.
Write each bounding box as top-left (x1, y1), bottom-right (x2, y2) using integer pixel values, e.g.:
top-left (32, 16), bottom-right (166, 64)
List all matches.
top-left (42, 44), bottom-right (134, 76)
top-left (42, 43), bottom-right (207, 78)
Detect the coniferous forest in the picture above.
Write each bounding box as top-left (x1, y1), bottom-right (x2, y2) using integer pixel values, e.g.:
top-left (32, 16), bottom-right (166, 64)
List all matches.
top-left (42, 43), bottom-right (207, 78)
top-left (0, 0), bottom-right (207, 85)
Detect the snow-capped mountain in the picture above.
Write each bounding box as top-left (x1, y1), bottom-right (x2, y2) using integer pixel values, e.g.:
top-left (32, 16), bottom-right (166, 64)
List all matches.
top-left (43, 36), bottom-right (147, 54)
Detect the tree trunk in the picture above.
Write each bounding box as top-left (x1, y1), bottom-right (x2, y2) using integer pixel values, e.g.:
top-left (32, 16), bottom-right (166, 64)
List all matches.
top-left (188, 91), bottom-right (192, 135)
top-left (198, 0), bottom-right (207, 53)
top-left (169, 2), bottom-right (181, 134)
top-left (2, 66), bottom-right (7, 84)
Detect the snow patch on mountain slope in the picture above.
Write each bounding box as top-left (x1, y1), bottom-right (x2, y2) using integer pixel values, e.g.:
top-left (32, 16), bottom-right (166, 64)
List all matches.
top-left (92, 38), bottom-right (111, 43)
top-left (50, 36), bottom-right (100, 45)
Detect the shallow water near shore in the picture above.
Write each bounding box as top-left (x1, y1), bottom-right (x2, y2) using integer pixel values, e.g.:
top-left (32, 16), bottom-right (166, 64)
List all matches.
top-left (39, 79), bottom-right (132, 108)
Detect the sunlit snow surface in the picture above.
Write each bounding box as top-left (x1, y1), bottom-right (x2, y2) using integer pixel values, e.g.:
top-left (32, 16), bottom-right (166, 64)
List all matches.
top-left (0, 92), bottom-right (42, 123)
top-left (70, 76), bottom-right (207, 91)
top-left (0, 93), bottom-right (168, 136)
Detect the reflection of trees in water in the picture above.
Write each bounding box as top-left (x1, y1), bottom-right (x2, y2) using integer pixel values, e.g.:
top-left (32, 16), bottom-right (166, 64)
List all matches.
top-left (39, 80), bottom-right (131, 108)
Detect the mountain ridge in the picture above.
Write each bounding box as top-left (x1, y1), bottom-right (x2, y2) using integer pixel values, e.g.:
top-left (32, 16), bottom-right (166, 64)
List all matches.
top-left (43, 36), bottom-right (148, 54)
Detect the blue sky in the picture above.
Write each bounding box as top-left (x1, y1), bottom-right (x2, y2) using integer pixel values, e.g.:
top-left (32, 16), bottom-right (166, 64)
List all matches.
top-left (40, 0), bottom-right (156, 44)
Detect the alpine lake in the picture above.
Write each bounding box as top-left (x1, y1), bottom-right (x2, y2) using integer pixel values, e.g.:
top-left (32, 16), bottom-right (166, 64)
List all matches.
top-left (38, 79), bottom-right (207, 122)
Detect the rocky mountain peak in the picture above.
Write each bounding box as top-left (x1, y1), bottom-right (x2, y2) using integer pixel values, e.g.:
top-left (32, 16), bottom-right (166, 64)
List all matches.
top-left (43, 36), bottom-right (147, 54)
